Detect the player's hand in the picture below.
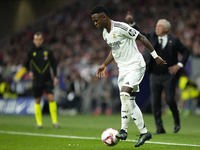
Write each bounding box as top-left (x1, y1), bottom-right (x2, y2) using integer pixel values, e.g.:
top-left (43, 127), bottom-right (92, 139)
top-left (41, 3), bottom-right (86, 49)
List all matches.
top-left (168, 65), bottom-right (181, 75)
top-left (125, 12), bottom-right (134, 24)
top-left (29, 72), bottom-right (34, 79)
top-left (155, 56), bottom-right (167, 66)
top-left (96, 64), bottom-right (107, 78)
top-left (53, 77), bottom-right (58, 86)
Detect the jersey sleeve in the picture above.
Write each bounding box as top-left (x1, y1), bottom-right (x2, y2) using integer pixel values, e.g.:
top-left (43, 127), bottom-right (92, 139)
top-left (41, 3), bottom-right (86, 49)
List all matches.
top-left (119, 23), bottom-right (139, 40)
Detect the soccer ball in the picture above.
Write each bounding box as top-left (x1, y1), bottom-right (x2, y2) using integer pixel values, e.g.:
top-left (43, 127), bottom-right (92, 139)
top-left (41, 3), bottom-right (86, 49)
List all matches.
top-left (101, 128), bottom-right (120, 146)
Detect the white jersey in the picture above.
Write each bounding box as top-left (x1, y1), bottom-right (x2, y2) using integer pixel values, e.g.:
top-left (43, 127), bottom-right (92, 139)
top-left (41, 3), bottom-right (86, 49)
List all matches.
top-left (103, 20), bottom-right (146, 71)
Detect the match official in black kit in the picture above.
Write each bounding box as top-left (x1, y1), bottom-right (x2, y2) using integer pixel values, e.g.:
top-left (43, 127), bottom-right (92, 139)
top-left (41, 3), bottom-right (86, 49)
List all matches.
top-left (24, 32), bottom-right (60, 129)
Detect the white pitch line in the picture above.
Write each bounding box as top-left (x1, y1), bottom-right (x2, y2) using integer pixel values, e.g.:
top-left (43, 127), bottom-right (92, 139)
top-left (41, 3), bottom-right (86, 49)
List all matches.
top-left (126, 139), bottom-right (200, 147)
top-left (0, 130), bottom-right (98, 140)
top-left (0, 130), bottom-right (200, 147)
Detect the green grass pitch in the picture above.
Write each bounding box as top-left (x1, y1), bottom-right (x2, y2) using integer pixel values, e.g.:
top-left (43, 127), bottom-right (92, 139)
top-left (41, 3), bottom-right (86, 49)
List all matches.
top-left (0, 114), bottom-right (200, 150)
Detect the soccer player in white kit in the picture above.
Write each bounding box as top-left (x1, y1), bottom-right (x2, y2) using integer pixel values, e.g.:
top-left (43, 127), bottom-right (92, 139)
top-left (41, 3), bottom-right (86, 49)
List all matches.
top-left (91, 4), bottom-right (167, 147)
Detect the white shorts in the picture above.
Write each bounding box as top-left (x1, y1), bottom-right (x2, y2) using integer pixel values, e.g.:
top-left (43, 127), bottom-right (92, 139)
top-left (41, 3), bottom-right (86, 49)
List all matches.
top-left (118, 67), bottom-right (146, 92)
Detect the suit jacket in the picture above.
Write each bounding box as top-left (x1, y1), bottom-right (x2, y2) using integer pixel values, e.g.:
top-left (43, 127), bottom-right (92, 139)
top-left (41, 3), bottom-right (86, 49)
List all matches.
top-left (132, 24), bottom-right (190, 75)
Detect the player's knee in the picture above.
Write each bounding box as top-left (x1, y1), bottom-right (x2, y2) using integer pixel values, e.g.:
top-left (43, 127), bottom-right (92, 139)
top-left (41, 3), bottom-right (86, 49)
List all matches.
top-left (35, 97), bottom-right (41, 103)
top-left (120, 86), bottom-right (133, 94)
top-left (47, 94), bottom-right (54, 102)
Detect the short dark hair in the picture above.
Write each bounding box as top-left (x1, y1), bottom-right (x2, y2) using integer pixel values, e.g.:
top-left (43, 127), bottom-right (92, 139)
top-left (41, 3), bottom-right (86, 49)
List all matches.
top-left (91, 4), bottom-right (110, 18)
top-left (34, 31), bottom-right (43, 37)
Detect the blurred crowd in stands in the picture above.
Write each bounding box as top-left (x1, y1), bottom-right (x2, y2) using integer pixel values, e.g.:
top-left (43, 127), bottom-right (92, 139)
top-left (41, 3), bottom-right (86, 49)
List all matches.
top-left (0, 0), bottom-right (200, 115)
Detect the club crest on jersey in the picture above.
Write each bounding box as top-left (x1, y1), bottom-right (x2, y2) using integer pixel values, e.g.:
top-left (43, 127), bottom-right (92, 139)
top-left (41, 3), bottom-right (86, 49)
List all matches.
top-left (33, 52), bottom-right (36, 56)
top-left (43, 51), bottom-right (48, 60)
top-left (128, 29), bottom-right (136, 36)
top-left (113, 33), bottom-right (117, 39)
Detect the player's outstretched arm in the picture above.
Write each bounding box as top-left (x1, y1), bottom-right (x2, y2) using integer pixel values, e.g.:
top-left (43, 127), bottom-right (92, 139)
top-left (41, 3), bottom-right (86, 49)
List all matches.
top-left (155, 56), bottom-right (167, 66)
top-left (96, 50), bottom-right (114, 78)
top-left (136, 33), bottom-right (155, 53)
top-left (136, 33), bottom-right (167, 66)
top-left (96, 65), bottom-right (107, 78)
top-left (137, 34), bottom-right (167, 65)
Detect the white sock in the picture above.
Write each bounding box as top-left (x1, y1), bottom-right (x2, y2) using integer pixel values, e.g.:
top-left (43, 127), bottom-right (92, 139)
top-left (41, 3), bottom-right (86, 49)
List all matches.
top-left (130, 96), bottom-right (148, 134)
top-left (120, 92), bottom-right (131, 133)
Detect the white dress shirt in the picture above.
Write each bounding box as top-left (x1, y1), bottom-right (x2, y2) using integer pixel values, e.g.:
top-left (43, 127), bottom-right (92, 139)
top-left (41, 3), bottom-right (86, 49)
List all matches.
top-left (158, 34), bottom-right (167, 49)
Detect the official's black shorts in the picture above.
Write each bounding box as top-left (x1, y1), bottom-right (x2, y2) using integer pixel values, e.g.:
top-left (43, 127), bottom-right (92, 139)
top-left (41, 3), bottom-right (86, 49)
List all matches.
top-left (32, 79), bottom-right (54, 98)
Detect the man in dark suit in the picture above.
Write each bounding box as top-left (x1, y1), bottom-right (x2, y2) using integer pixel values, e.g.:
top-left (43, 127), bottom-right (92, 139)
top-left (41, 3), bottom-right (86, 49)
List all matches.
top-left (125, 12), bottom-right (190, 134)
